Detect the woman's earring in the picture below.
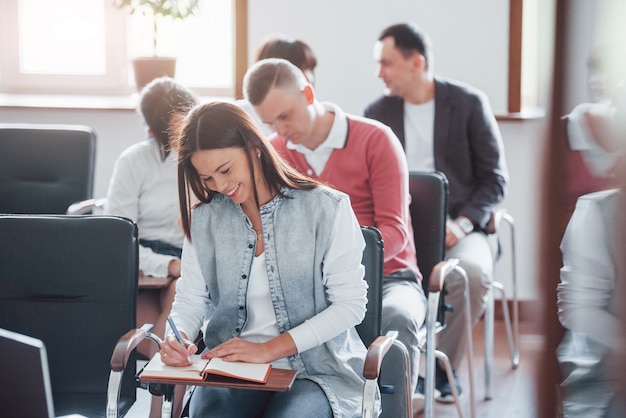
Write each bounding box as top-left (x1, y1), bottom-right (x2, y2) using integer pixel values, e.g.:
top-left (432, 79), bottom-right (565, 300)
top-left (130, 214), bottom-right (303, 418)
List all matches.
top-left (257, 153), bottom-right (261, 159)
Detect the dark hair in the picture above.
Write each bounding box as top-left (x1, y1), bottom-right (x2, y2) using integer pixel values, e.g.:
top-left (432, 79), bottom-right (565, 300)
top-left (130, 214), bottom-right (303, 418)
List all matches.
top-left (173, 101), bottom-right (320, 238)
top-left (255, 35), bottom-right (317, 76)
top-left (243, 58), bottom-right (308, 106)
top-left (139, 76), bottom-right (197, 160)
top-left (379, 22), bottom-right (433, 71)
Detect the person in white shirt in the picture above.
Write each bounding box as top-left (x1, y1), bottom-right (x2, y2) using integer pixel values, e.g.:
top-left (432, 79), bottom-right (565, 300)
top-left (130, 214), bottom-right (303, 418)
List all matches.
top-left (557, 188), bottom-right (624, 417)
top-left (104, 76), bottom-right (197, 417)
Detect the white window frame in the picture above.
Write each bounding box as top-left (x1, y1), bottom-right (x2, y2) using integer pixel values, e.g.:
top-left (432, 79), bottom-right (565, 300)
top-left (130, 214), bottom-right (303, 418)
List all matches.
top-left (0, 0), bottom-right (132, 95)
top-left (0, 0), bottom-right (238, 97)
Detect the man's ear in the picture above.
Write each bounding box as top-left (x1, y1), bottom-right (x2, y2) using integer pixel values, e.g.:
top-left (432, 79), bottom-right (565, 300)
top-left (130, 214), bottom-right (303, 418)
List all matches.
top-left (412, 53), bottom-right (427, 73)
top-left (303, 85), bottom-right (315, 104)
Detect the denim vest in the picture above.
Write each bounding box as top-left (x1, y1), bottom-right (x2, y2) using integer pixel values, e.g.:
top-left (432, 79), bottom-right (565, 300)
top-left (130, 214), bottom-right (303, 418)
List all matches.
top-left (190, 186), bottom-right (371, 417)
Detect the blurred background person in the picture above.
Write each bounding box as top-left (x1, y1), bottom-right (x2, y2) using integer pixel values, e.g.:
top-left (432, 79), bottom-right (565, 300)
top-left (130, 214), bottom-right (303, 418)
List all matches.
top-left (562, 42), bottom-right (625, 226)
top-left (104, 76), bottom-right (197, 417)
top-left (557, 53), bottom-right (626, 416)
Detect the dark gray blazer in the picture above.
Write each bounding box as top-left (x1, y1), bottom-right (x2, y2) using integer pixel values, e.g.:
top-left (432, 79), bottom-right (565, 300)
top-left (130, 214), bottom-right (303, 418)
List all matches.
top-left (364, 77), bottom-right (509, 230)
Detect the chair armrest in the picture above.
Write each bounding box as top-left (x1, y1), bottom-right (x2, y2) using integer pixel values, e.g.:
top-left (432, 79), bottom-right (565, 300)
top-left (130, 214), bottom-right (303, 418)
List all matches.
top-left (108, 324), bottom-right (160, 418)
top-left (485, 208), bottom-right (508, 235)
top-left (110, 324), bottom-right (158, 372)
top-left (428, 258), bottom-right (460, 294)
top-left (363, 331), bottom-right (398, 379)
top-left (67, 197), bottom-right (107, 215)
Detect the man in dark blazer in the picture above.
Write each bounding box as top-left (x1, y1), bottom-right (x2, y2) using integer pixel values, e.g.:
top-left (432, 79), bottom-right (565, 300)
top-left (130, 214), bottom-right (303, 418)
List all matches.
top-left (364, 22), bottom-right (509, 410)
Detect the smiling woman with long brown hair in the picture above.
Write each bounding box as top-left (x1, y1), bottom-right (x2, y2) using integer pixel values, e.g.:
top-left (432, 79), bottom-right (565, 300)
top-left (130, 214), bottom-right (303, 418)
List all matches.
top-left (160, 101), bottom-right (375, 417)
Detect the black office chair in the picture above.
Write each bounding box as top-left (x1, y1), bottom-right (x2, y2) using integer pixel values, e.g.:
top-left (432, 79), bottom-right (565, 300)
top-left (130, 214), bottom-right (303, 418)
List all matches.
top-left (409, 171), bottom-right (476, 418)
top-left (359, 225), bottom-right (411, 418)
top-left (0, 123), bottom-right (96, 214)
top-left (0, 214), bottom-right (139, 417)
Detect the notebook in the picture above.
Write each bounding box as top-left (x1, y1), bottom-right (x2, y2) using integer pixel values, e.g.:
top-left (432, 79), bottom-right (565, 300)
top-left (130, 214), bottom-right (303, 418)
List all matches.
top-left (0, 327), bottom-right (56, 418)
top-left (140, 353), bottom-right (272, 384)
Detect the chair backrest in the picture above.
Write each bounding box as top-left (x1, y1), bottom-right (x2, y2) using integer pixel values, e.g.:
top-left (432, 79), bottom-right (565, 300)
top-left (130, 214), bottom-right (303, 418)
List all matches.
top-left (0, 215), bottom-right (139, 417)
top-left (0, 123), bottom-right (96, 214)
top-left (356, 226), bottom-right (384, 348)
top-left (408, 171), bottom-right (449, 289)
top-left (408, 171), bottom-right (449, 322)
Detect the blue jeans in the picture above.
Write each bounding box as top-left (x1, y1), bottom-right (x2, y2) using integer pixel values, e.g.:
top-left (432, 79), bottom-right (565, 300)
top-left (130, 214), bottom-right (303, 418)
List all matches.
top-left (188, 378), bottom-right (332, 418)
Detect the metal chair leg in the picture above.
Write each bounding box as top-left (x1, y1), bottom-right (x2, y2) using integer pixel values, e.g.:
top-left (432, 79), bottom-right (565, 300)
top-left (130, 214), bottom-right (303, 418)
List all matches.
top-left (425, 259), bottom-right (475, 418)
top-left (455, 265), bottom-right (476, 418)
top-left (501, 212), bottom-right (520, 369)
top-left (484, 284), bottom-right (495, 400)
top-left (393, 339), bottom-right (413, 418)
top-left (485, 211), bottom-right (520, 400)
top-left (424, 290), bottom-right (441, 418)
top-left (493, 282), bottom-right (520, 367)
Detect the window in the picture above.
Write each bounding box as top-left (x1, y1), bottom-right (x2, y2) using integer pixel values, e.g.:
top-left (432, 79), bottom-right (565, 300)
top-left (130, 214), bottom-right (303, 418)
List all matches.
top-left (507, 0), bottom-right (551, 115)
top-left (0, 0), bottom-right (238, 96)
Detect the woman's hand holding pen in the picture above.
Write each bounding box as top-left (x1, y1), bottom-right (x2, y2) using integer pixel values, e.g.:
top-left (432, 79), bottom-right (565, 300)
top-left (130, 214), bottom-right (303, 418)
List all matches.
top-left (160, 332), bottom-right (197, 366)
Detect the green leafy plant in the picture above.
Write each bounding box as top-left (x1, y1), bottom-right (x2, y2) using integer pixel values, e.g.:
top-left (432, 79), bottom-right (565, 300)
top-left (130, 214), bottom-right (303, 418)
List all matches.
top-left (113, 0), bottom-right (200, 56)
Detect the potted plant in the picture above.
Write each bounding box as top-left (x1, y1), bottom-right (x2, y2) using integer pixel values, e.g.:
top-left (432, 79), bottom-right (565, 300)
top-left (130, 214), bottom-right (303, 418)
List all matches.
top-left (113, 0), bottom-right (200, 90)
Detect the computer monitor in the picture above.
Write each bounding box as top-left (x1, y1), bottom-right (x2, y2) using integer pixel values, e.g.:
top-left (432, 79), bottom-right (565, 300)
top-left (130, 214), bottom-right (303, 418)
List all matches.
top-left (0, 327), bottom-right (55, 418)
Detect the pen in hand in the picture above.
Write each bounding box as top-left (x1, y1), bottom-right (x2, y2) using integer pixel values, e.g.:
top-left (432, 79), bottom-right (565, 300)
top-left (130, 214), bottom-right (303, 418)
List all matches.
top-left (166, 315), bottom-right (191, 363)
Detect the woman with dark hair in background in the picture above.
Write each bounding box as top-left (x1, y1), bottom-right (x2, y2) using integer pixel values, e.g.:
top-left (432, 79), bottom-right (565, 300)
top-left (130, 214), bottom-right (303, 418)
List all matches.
top-left (104, 76), bottom-right (197, 416)
top-left (255, 35), bottom-right (318, 86)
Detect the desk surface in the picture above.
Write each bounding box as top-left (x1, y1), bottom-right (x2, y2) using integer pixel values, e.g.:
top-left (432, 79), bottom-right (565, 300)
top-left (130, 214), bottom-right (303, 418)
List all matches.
top-left (139, 367), bottom-right (297, 392)
top-left (138, 273), bottom-right (173, 289)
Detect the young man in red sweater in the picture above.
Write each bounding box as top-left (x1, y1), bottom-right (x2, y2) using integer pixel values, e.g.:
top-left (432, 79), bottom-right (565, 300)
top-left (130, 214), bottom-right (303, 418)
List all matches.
top-left (243, 57), bottom-right (427, 417)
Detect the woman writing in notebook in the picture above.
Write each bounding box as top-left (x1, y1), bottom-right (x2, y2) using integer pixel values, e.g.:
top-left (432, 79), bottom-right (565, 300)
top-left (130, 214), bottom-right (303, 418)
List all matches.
top-left (160, 101), bottom-right (370, 417)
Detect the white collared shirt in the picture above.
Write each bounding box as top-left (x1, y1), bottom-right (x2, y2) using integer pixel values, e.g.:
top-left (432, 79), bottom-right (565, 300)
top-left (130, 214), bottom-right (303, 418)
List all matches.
top-left (286, 102), bottom-right (348, 176)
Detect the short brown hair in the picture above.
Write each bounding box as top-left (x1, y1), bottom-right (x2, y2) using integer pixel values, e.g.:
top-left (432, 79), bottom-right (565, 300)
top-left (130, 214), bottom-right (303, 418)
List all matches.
top-left (243, 58), bottom-right (308, 106)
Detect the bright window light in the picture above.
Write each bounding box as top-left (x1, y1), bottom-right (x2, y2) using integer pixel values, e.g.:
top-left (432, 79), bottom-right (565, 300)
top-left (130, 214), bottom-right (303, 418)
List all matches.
top-left (19, 0), bottom-right (106, 75)
top-left (0, 0), bottom-right (235, 95)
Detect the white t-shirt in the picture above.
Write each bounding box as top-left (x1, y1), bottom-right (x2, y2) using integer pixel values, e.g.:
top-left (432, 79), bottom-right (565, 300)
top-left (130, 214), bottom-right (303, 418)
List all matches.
top-left (239, 253), bottom-right (291, 369)
top-left (104, 138), bottom-right (183, 277)
top-left (403, 99), bottom-right (435, 171)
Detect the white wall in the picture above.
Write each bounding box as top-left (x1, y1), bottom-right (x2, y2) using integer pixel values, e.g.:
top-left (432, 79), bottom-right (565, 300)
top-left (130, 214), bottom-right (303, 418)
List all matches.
top-left (248, 0), bottom-right (509, 115)
top-left (0, 0), bottom-right (558, 302)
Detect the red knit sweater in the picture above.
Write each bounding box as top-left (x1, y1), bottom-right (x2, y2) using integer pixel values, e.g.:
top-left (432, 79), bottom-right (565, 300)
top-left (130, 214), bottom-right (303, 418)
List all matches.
top-left (270, 115), bottom-right (420, 280)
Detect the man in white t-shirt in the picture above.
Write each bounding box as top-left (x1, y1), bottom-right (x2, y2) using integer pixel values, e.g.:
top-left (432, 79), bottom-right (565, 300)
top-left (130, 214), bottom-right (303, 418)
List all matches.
top-left (364, 22), bottom-right (509, 411)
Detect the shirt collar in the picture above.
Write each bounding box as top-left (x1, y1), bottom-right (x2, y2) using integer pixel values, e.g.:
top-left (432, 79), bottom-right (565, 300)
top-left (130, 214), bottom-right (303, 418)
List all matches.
top-left (286, 102), bottom-right (348, 153)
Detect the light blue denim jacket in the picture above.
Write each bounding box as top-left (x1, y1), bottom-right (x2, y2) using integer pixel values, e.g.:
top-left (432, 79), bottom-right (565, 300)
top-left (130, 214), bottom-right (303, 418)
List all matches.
top-left (190, 186), bottom-right (371, 417)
